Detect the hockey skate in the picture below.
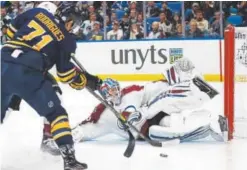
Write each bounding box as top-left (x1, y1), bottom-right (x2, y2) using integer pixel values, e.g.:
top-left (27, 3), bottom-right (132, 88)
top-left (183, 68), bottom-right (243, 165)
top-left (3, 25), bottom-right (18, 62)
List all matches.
top-left (210, 115), bottom-right (229, 142)
top-left (59, 145), bottom-right (88, 170)
top-left (41, 137), bottom-right (61, 156)
top-left (218, 115), bottom-right (229, 141)
top-left (218, 115), bottom-right (228, 132)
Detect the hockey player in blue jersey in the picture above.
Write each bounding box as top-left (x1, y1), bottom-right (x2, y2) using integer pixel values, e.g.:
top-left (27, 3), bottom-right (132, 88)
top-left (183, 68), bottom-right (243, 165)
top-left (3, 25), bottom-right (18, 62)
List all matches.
top-left (1, 2), bottom-right (102, 170)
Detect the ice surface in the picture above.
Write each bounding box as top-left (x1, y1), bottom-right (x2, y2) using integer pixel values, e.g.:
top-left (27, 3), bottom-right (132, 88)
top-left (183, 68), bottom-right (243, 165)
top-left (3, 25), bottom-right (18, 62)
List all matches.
top-left (1, 82), bottom-right (247, 170)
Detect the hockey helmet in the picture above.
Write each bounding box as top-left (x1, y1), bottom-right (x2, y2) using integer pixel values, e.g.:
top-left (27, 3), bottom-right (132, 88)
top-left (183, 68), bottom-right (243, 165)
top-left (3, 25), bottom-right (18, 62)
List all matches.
top-left (37, 2), bottom-right (58, 16)
top-left (100, 78), bottom-right (121, 105)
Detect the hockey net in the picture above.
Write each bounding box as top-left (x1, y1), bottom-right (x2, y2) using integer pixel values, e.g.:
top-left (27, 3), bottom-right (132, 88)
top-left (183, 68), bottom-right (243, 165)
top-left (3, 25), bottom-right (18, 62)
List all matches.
top-left (224, 26), bottom-right (247, 140)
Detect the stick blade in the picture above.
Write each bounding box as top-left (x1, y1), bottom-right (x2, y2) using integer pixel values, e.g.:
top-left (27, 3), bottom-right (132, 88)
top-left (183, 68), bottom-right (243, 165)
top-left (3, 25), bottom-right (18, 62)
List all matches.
top-left (124, 131), bottom-right (136, 158)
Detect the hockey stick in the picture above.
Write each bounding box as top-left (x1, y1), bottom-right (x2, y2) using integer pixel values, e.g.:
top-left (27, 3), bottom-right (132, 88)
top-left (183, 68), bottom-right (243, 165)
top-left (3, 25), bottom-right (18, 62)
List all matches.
top-left (72, 56), bottom-right (162, 146)
top-left (71, 56), bottom-right (135, 157)
top-left (71, 57), bottom-right (163, 146)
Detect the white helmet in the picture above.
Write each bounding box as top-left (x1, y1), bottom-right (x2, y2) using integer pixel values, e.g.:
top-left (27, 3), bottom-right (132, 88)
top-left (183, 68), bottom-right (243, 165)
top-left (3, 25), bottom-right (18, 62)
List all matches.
top-left (37, 2), bottom-right (57, 15)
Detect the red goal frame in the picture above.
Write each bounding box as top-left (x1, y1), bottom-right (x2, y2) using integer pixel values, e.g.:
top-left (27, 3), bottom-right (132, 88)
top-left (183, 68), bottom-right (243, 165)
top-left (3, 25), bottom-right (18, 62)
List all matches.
top-left (224, 25), bottom-right (235, 140)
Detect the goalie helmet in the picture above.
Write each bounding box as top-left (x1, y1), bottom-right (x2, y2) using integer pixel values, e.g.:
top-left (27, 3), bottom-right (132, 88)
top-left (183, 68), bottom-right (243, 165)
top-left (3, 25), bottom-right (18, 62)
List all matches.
top-left (99, 78), bottom-right (121, 105)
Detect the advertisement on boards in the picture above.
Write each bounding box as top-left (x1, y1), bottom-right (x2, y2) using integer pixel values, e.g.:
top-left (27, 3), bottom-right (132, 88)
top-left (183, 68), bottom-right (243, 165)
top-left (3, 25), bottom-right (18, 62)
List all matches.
top-left (77, 40), bottom-right (220, 81)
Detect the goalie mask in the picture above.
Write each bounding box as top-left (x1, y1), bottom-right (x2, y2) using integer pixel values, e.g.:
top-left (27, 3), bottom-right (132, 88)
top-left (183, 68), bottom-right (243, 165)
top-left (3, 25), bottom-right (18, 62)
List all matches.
top-left (100, 78), bottom-right (121, 105)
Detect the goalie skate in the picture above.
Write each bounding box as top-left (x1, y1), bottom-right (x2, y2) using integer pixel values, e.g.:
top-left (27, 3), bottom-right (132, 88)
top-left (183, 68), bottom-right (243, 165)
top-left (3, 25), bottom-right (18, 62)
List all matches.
top-left (218, 115), bottom-right (228, 141)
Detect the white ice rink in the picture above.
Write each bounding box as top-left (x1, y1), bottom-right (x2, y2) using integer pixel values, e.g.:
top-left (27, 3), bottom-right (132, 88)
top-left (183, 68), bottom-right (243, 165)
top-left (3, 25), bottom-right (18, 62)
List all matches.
top-left (1, 82), bottom-right (247, 170)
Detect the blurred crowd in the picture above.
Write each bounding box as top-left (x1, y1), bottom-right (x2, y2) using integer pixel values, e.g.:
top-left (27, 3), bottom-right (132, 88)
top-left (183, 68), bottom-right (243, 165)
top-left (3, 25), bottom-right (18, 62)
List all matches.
top-left (1, 1), bottom-right (247, 43)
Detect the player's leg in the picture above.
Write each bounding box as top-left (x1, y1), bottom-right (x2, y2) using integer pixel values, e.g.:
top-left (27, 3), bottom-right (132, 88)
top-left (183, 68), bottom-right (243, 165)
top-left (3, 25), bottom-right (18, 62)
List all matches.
top-left (40, 118), bottom-right (61, 156)
top-left (1, 91), bottom-right (13, 123)
top-left (40, 72), bottom-right (63, 156)
top-left (4, 60), bottom-right (87, 169)
top-left (1, 61), bottom-right (15, 123)
top-left (23, 76), bottom-right (87, 169)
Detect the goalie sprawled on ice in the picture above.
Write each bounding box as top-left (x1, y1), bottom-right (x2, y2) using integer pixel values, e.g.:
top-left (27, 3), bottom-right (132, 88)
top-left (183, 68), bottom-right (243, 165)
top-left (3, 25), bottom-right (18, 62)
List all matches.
top-left (41, 58), bottom-right (228, 155)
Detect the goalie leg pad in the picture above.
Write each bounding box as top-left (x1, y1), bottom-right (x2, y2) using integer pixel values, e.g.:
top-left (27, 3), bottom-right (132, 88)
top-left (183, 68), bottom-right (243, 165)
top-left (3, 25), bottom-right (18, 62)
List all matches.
top-left (149, 125), bottom-right (212, 142)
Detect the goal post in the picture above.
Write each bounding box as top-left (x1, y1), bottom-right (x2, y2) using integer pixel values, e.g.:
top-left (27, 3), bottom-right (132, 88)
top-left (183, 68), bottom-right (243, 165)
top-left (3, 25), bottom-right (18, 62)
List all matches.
top-left (224, 25), bottom-right (235, 140)
top-left (224, 26), bottom-right (247, 140)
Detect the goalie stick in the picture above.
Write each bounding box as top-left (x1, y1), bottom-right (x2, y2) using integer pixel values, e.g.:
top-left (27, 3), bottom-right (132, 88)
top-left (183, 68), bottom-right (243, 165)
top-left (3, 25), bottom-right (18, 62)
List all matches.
top-left (72, 56), bottom-right (135, 157)
top-left (71, 56), bottom-right (163, 157)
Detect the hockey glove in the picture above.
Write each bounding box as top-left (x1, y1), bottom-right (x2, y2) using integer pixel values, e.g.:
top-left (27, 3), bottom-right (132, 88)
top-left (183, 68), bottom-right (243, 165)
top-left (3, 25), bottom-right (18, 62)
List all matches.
top-left (69, 72), bottom-right (87, 90)
top-left (85, 72), bottom-right (103, 91)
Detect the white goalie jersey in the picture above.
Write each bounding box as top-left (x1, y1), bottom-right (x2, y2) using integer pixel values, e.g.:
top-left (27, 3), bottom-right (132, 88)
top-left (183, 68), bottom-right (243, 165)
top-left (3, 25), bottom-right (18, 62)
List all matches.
top-left (73, 58), bottom-right (224, 142)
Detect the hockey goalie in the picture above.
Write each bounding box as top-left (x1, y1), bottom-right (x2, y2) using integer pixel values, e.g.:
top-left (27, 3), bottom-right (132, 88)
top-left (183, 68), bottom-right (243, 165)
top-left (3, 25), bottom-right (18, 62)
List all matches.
top-left (40, 58), bottom-right (228, 155)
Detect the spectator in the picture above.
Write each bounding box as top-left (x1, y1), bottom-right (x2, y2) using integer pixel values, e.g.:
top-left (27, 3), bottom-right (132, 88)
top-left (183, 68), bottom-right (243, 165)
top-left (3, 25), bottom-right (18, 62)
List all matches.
top-left (195, 10), bottom-right (209, 32)
top-left (210, 11), bottom-right (228, 37)
top-left (111, 11), bottom-right (118, 23)
top-left (186, 2), bottom-right (200, 22)
top-left (81, 12), bottom-right (98, 36)
top-left (1, 7), bottom-right (12, 26)
top-left (222, 2), bottom-right (237, 18)
top-left (24, 1), bottom-right (35, 12)
top-left (105, 15), bottom-right (112, 27)
top-left (160, 2), bottom-right (173, 21)
top-left (107, 20), bottom-right (123, 40)
top-left (129, 9), bottom-right (137, 25)
top-left (56, 1), bottom-right (77, 17)
top-left (159, 12), bottom-right (172, 37)
top-left (119, 14), bottom-right (130, 36)
top-left (125, 23), bottom-right (144, 40)
top-left (202, 1), bottom-right (216, 21)
top-left (1, 7), bottom-right (7, 26)
top-left (5, 2), bottom-right (19, 19)
top-left (86, 21), bottom-right (104, 40)
top-left (146, 1), bottom-right (160, 18)
top-left (111, 1), bottom-right (127, 10)
top-left (136, 13), bottom-right (144, 33)
top-left (88, 5), bottom-right (103, 23)
top-left (237, 1), bottom-right (247, 21)
top-left (186, 20), bottom-right (204, 38)
top-left (88, 5), bottom-right (95, 13)
top-left (129, 2), bottom-right (137, 11)
top-left (75, 1), bottom-right (89, 22)
top-left (126, 1), bottom-right (143, 14)
top-left (172, 24), bottom-right (183, 38)
top-left (137, 13), bottom-right (143, 25)
top-left (1, 25), bottom-right (8, 44)
top-left (148, 21), bottom-right (164, 39)
top-left (171, 12), bottom-right (182, 34)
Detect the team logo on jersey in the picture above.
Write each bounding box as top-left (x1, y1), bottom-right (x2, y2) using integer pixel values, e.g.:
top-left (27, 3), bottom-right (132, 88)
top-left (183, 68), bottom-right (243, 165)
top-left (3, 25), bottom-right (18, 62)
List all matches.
top-left (117, 105), bottom-right (142, 130)
top-left (48, 101), bottom-right (54, 108)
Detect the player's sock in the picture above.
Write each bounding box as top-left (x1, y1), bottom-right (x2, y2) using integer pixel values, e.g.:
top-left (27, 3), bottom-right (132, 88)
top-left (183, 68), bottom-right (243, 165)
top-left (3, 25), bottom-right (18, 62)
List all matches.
top-left (50, 115), bottom-right (73, 145)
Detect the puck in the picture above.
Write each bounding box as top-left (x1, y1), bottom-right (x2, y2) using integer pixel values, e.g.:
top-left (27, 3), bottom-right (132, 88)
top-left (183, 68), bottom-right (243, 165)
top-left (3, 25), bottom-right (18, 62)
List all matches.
top-left (160, 153), bottom-right (168, 158)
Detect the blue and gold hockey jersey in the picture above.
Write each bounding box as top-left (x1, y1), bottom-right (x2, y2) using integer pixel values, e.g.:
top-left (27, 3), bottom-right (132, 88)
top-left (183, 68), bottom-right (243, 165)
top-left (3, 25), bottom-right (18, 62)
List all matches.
top-left (2, 8), bottom-right (77, 82)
